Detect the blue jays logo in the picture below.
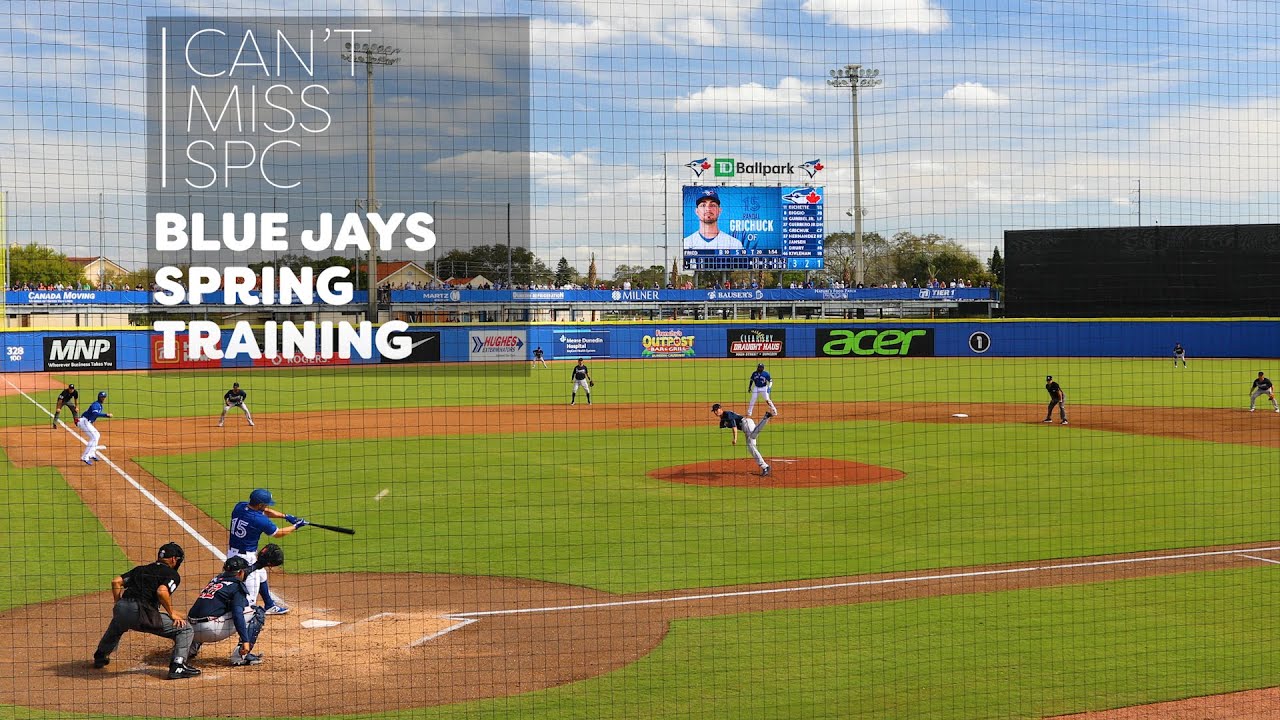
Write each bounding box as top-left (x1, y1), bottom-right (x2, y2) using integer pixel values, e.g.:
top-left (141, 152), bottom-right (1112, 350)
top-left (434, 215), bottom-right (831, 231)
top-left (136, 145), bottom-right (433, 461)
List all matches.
top-left (686, 158), bottom-right (712, 177)
top-left (782, 188), bottom-right (823, 204)
top-left (800, 159), bottom-right (824, 178)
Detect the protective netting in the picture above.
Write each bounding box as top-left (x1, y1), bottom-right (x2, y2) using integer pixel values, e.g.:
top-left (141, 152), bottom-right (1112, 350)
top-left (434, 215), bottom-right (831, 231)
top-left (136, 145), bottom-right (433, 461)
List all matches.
top-left (2, 2), bottom-right (1280, 719)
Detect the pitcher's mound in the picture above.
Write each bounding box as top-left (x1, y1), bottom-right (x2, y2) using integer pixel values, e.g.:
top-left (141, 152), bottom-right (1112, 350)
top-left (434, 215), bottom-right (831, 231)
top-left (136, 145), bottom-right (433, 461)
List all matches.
top-left (651, 458), bottom-right (905, 488)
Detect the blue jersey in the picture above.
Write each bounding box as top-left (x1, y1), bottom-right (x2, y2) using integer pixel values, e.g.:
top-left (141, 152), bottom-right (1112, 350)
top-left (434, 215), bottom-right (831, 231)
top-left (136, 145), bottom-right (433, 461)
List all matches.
top-left (718, 410), bottom-right (746, 431)
top-left (750, 370), bottom-right (772, 389)
top-left (81, 401), bottom-right (107, 423)
top-left (229, 501), bottom-right (278, 553)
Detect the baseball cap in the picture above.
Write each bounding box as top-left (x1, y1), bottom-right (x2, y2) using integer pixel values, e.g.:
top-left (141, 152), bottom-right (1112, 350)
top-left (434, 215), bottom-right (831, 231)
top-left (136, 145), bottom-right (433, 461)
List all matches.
top-left (97, 391), bottom-right (107, 399)
top-left (711, 403), bottom-right (722, 412)
top-left (68, 384), bottom-right (75, 389)
top-left (757, 363), bottom-right (765, 369)
top-left (696, 189), bottom-right (721, 205)
top-left (249, 488), bottom-right (275, 506)
top-left (1045, 376), bottom-right (1052, 381)
top-left (233, 382), bottom-right (240, 388)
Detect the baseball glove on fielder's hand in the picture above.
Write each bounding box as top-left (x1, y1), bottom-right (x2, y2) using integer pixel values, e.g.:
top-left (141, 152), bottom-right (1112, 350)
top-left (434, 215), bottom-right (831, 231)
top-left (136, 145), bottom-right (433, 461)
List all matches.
top-left (588, 380), bottom-right (595, 387)
top-left (253, 543), bottom-right (285, 570)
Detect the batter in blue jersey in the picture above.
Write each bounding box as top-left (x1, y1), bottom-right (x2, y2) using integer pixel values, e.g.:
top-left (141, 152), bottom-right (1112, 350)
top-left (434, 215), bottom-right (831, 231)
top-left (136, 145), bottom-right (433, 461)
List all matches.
top-left (228, 488), bottom-right (307, 616)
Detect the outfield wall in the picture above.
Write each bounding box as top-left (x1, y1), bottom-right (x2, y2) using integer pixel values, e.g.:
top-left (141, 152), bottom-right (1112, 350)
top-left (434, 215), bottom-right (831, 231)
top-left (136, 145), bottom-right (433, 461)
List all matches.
top-left (4, 321), bottom-right (1277, 373)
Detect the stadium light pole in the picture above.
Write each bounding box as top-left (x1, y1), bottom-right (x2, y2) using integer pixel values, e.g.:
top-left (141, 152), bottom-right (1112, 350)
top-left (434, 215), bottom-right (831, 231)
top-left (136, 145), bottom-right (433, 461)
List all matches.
top-left (341, 40), bottom-right (401, 322)
top-left (828, 64), bottom-right (880, 286)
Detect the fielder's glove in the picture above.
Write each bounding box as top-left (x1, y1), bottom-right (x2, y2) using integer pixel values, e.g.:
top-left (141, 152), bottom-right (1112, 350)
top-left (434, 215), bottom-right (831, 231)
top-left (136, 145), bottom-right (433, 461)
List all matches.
top-left (253, 543), bottom-right (285, 570)
top-left (588, 380), bottom-right (595, 387)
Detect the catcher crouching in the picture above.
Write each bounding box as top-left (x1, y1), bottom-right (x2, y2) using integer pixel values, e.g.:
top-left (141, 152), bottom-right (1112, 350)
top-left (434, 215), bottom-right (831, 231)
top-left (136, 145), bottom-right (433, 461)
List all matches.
top-left (186, 543), bottom-right (284, 667)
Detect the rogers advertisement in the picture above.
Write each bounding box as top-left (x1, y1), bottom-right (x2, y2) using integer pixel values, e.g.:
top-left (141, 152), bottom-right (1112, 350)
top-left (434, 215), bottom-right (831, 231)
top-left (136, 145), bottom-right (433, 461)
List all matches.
top-left (727, 328), bottom-right (786, 357)
top-left (151, 333), bottom-right (221, 370)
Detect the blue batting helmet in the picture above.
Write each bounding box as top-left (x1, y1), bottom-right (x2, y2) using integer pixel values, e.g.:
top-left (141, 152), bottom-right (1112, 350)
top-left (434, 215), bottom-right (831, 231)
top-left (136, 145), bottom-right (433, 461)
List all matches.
top-left (249, 488), bottom-right (275, 506)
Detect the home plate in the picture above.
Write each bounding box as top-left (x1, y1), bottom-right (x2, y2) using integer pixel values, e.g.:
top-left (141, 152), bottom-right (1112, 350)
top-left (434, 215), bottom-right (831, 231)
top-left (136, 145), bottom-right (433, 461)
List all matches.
top-left (301, 619), bottom-right (343, 629)
top-left (952, 413), bottom-right (969, 418)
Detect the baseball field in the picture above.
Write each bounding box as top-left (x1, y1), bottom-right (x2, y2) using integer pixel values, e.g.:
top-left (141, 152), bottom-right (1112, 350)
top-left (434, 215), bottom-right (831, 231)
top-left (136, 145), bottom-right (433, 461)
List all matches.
top-left (3, 355), bottom-right (1280, 719)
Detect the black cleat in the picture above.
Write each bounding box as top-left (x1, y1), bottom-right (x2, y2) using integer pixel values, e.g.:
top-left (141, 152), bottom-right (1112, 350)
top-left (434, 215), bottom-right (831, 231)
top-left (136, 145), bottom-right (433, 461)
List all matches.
top-left (762, 467), bottom-right (772, 477)
top-left (167, 663), bottom-right (202, 680)
top-left (764, 412), bottom-right (774, 420)
top-left (92, 654), bottom-right (109, 669)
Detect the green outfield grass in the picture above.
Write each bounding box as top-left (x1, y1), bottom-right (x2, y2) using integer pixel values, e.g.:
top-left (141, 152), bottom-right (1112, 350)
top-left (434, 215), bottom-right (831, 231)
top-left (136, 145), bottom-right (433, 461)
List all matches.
top-left (1, 356), bottom-right (1272, 427)
top-left (145, 424), bottom-right (1280, 593)
top-left (4, 356), bottom-right (1280, 718)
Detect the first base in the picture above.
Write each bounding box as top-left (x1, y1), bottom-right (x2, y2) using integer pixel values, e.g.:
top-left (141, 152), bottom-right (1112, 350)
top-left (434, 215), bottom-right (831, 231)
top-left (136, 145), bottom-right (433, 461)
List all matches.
top-left (951, 413), bottom-right (969, 418)
top-left (301, 619), bottom-right (343, 629)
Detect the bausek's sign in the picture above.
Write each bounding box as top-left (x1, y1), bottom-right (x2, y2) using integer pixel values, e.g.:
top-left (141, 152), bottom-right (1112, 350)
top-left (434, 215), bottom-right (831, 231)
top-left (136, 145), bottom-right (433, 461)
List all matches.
top-left (685, 157), bottom-right (825, 179)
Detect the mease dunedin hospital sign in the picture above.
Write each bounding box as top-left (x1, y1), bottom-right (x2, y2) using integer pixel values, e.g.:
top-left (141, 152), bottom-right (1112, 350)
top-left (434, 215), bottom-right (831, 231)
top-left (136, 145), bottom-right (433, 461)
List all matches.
top-left (44, 336), bottom-right (118, 370)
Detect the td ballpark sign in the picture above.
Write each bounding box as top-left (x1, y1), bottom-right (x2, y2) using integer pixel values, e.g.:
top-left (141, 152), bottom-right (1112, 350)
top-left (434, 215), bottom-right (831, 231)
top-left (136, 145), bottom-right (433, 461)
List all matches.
top-left (686, 157), bottom-right (824, 179)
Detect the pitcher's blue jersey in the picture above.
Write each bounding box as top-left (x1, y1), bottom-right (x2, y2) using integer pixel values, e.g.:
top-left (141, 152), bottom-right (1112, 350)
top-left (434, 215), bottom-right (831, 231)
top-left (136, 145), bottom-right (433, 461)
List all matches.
top-left (229, 501), bottom-right (277, 553)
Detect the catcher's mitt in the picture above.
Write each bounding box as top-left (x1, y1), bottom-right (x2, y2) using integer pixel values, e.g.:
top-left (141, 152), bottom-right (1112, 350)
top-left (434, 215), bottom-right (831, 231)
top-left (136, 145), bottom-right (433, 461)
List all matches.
top-left (588, 380), bottom-right (595, 387)
top-left (253, 542), bottom-right (285, 570)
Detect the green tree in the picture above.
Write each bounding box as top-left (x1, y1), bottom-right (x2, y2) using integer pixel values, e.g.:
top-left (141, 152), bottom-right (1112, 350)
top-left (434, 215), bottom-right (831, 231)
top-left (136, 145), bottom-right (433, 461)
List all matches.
top-left (435, 244), bottom-right (553, 287)
top-left (613, 264), bottom-right (666, 288)
top-left (822, 231), bottom-right (889, 285)
top-left (887, 232), bottom-right (984, 285)
top-left (7, 244), bottom-right (85, 287)
top-left (586, 253), bottom-right (598, 288)
top-left (554, 257), bottom-right (576, 287)
top-left (987, 247), bottom-right (1004, 287)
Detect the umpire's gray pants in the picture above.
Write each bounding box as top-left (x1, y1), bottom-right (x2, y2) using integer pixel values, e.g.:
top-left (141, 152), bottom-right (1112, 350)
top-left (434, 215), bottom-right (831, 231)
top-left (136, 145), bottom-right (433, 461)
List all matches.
top-left (94, 598), bottom-right (194, 665)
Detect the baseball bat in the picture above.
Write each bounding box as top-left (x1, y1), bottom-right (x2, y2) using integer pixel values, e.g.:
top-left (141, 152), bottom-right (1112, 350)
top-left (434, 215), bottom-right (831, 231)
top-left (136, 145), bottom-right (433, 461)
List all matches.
top-left (307, 522), bottom-right (355, 535)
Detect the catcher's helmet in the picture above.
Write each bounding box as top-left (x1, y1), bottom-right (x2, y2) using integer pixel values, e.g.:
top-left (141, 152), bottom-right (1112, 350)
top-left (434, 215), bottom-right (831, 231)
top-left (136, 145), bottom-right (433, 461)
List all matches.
top-left (249, 488), bottom-right (275, 506)
top-left (157, 542), bottom-right (185, 568)
top-left (222, 555), bottom-right (251, 575)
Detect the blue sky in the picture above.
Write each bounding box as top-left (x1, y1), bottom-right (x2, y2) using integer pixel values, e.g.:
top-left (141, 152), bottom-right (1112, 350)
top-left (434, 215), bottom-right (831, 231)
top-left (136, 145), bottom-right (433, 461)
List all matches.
top-left (3, 0), bottom-right (1280, 274)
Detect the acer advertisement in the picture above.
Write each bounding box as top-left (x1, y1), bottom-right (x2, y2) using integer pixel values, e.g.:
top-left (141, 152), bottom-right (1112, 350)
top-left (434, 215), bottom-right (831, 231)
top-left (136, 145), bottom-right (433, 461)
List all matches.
top-left (816, 328), bottom-right (935, 357)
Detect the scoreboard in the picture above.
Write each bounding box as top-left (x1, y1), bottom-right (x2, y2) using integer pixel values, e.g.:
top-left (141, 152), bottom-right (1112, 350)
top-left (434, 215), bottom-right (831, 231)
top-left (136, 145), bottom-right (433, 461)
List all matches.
top-left (682, 185), bottom-right (825, 271)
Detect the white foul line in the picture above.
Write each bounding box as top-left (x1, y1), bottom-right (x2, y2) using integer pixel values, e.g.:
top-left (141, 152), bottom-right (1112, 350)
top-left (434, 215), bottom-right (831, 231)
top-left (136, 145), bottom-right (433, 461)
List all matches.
top-left (447, 545), bottom-right (1280, 619)
top-left (4, 376), bottom-right (226, 561)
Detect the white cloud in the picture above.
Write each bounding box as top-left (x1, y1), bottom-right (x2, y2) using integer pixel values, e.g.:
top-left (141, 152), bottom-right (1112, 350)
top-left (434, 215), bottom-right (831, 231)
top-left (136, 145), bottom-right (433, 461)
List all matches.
top-left (530, 18), bottom-right (623, 48)
top-left (674, 78), bottom-right (813, 113)
top-left (943, 82), bottom-right (1010, 108)
top-left (801, 0), bottom-right (949, 33)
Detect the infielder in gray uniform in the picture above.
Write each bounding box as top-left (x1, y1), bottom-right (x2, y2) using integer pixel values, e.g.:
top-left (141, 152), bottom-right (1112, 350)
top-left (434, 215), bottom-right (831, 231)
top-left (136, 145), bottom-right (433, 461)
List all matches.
top-left (1249, 371), bottom-right (1278, 412)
